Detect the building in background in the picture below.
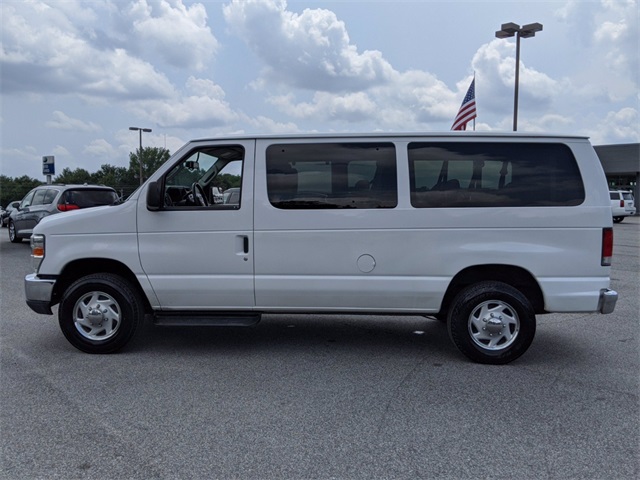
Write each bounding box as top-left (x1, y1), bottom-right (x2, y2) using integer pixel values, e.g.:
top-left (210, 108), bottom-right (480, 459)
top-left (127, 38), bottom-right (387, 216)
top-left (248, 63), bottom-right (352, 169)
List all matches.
top-left (594, 143), bottom-right (639, 204)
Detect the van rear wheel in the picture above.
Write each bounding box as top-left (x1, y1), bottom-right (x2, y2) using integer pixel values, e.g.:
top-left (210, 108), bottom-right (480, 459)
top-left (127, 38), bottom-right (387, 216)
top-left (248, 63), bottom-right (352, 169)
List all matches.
top-left (447, 281), bottom-right (536, 364)
top-left (58, 273), bottom-right (144, 354)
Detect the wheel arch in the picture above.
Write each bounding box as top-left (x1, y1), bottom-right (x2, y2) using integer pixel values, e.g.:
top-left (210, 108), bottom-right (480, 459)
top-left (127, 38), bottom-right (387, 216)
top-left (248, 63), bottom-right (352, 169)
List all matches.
top-left (440, 264), bottom-right (545, 316)
top-left (51, 258), bottom-right (152, 313)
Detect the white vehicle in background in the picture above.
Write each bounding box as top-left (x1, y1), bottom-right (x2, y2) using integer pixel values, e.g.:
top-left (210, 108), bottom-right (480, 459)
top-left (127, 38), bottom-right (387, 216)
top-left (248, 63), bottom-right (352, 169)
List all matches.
top-left (610, 190), bottom-right (636, 223)
top-left (24, 133), bottom-right (617, 364)
top-left (211, 186), bottom-right (224, 204)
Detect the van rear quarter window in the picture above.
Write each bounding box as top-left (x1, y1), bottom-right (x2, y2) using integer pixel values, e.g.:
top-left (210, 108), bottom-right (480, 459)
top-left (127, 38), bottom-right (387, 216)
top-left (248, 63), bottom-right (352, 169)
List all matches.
top-left (266, 142), bottom-right (397, 209)
top-left (408, 142), bottom-right (585, 208)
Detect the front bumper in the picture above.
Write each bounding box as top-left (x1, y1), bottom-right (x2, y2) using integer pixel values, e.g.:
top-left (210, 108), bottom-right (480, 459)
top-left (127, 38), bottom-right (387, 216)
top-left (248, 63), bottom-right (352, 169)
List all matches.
top-left (24, 273), bottom-right (56, 315)
top-left (598, 288), bottom-right (618, 314)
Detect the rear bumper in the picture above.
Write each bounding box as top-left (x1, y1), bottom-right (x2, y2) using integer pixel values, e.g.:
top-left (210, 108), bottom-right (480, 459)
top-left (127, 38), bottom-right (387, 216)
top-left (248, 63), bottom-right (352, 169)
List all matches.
top-left (598, 288), bottom-right (618, 314)
top-left (24, 273), bottom-right (55, 315)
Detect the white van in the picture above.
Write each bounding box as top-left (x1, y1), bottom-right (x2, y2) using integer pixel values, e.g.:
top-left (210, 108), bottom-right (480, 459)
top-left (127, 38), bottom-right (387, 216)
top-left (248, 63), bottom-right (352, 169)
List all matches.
top-left (25, 133), bottom-right (618, 364)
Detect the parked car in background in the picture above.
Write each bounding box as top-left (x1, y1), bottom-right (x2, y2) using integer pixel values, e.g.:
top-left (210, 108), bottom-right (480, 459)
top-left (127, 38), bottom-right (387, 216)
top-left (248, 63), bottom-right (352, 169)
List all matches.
top-left (222, 187), bottom-right (240, 205)
top-left (2, 200), bottom-right (21, 227)
top-left (8, 184), bottom-right (119, 243)
top-left (610, 190), bottom-right (636, 223)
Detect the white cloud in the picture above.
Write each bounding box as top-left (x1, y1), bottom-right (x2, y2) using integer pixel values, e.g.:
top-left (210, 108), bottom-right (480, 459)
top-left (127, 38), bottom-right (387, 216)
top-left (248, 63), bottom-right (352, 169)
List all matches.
top-left (556, 0), bottom-right (638, 101)
top-left (588, 108), bottom-right (640, 144)
top-left (223, 0), bottom-right (395, 92)
top-left (125, 76), bottom-right (238, 128)
top-left (471, 40), bottom-right (559, 116)
top-left (0, 144), bottom-right (72, 178)
top-left (516, 114), bottom-right (575, 135)
top-left (244, 115), bottom-right (301, 134)
top-left (46, 111), bottom-right (102, 132)
top-left (0, 1), bottom-right (176, 99)
top-left (221, 0), bottom-right (568, 131)
top-left (378, 70), bottom-right (457, 124)
top-left (260, 65), bottom-right (468, 130)
top-left (126, 0), bottom-right (218, 71)
top-left (0, 0), bottom-right (217, 100)
top-left (83, 139), bottom-right (117, 158)
top-left (0, 145), bottom-right (39, 168)
top-left (268, 91), bottom-right (377, 122)
top-left (51, 145), bottom-right (71, 157)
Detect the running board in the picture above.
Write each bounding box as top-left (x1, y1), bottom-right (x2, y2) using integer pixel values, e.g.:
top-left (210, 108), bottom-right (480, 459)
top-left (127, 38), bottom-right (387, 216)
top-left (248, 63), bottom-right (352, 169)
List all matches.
top-left (153, 312), bottom-right (261, 327)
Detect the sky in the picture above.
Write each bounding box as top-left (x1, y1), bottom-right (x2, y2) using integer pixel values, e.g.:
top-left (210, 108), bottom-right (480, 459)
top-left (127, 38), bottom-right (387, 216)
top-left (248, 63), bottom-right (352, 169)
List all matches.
top-left (1, 0), bottom-right (638, 181)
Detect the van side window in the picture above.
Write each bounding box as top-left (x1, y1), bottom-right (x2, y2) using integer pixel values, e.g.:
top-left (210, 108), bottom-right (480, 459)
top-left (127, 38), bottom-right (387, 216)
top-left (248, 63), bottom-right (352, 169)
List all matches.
top-left (163, 146), bottom-right (244, 209)
top-left (266, 142), bottom-right (397, 209)
top-left (408, 142), bottom-right (585, 208)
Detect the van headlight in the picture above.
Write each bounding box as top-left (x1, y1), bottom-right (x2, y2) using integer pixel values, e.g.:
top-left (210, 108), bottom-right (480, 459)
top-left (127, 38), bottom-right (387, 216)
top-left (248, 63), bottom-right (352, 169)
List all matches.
top-left (30, 234), bottom-right (45, 272)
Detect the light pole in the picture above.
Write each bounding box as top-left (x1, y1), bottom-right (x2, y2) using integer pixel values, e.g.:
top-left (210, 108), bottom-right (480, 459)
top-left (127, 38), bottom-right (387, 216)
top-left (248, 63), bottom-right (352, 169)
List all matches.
top-left (129, 126), bottom-right (152, 185)
top-left (495, 22), bottom-right (543, 131)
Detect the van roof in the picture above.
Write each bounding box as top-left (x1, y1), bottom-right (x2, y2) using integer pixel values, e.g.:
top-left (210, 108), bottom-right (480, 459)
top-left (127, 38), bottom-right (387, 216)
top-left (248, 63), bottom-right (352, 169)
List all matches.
top-left (189, 132), bottom-right (590, 142)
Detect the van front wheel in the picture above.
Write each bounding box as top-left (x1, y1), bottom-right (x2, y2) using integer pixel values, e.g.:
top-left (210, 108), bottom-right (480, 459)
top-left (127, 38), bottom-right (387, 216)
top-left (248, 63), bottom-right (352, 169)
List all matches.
top-left (58, 273), bottom-right (144, 354)
top-left (447, 281), bottom-right (536, 364)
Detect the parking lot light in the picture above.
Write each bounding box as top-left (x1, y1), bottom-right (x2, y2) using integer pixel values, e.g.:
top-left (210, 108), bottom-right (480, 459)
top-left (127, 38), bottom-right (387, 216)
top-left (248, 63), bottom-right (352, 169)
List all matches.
top-left (129, 127), bottom-right (153, 185)
top-left (495, 22), bottom-right (543, 131)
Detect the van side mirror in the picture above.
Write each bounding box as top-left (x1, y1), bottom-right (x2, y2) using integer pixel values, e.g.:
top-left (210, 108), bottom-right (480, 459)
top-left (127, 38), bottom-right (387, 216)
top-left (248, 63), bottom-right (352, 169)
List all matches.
top-left (146, 181), bottom-right (163, 211)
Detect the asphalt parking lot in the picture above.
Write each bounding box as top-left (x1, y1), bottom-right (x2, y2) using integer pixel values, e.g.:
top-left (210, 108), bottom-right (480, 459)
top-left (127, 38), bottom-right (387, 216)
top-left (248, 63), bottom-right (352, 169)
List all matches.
top-left (1, 217), bottom-right (638, 480)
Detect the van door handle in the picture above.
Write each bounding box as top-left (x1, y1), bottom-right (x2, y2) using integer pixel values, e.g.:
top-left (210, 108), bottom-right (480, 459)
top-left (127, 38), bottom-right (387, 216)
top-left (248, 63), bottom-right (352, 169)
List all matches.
top-left (235, 235), bottom-right (249, 256)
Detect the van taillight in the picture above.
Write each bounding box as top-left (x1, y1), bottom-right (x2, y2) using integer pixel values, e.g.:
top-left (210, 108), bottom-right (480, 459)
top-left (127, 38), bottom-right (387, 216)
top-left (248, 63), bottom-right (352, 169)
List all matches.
top-left (620, 200), bottom-right (624, 208)
top-left (58, 204), bottom-right (79, 211)
top-left (602, 228), bottom-right (613, 266)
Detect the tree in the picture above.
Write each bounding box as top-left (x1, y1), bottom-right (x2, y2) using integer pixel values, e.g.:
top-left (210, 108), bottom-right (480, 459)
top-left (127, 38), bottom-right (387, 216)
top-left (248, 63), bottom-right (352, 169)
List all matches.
top-left (90, 164), bottom-right (137, 198)
top-left (90, 164), bottom-right (130, 186)
top-left (0, 175), bottom-right (42, 207)
top-left (212, 173), bottom-right (242, 192)
top-left (1, 146), bottom-right (172, 205)
top-left (54, 167), bottom-right (92, 184)
top-left (129, 147), bottom-right (170, 184)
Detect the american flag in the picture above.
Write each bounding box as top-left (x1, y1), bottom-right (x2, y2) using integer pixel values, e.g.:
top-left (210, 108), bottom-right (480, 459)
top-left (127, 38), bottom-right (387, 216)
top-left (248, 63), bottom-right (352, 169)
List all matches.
top-left (451, 78), bottom-right (477, 130)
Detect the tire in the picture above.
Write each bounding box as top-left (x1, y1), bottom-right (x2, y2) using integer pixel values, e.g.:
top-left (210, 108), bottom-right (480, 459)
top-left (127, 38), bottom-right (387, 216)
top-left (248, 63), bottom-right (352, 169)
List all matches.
top-left (447, 281), bottom-right (536, 364)
top-left (613, 217), bottom-right (623, 223)
top-left (58, 273), bottom-right (144, 354)
top-left (8, 220), bottom-right (21, 243)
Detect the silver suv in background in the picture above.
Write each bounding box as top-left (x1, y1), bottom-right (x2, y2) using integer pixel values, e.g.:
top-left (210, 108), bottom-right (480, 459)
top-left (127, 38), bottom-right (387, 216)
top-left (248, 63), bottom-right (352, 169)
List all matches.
top-left (8, 184), bottom-right (119, 243)
top-left (610, 190), bottom-right (636, 223)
